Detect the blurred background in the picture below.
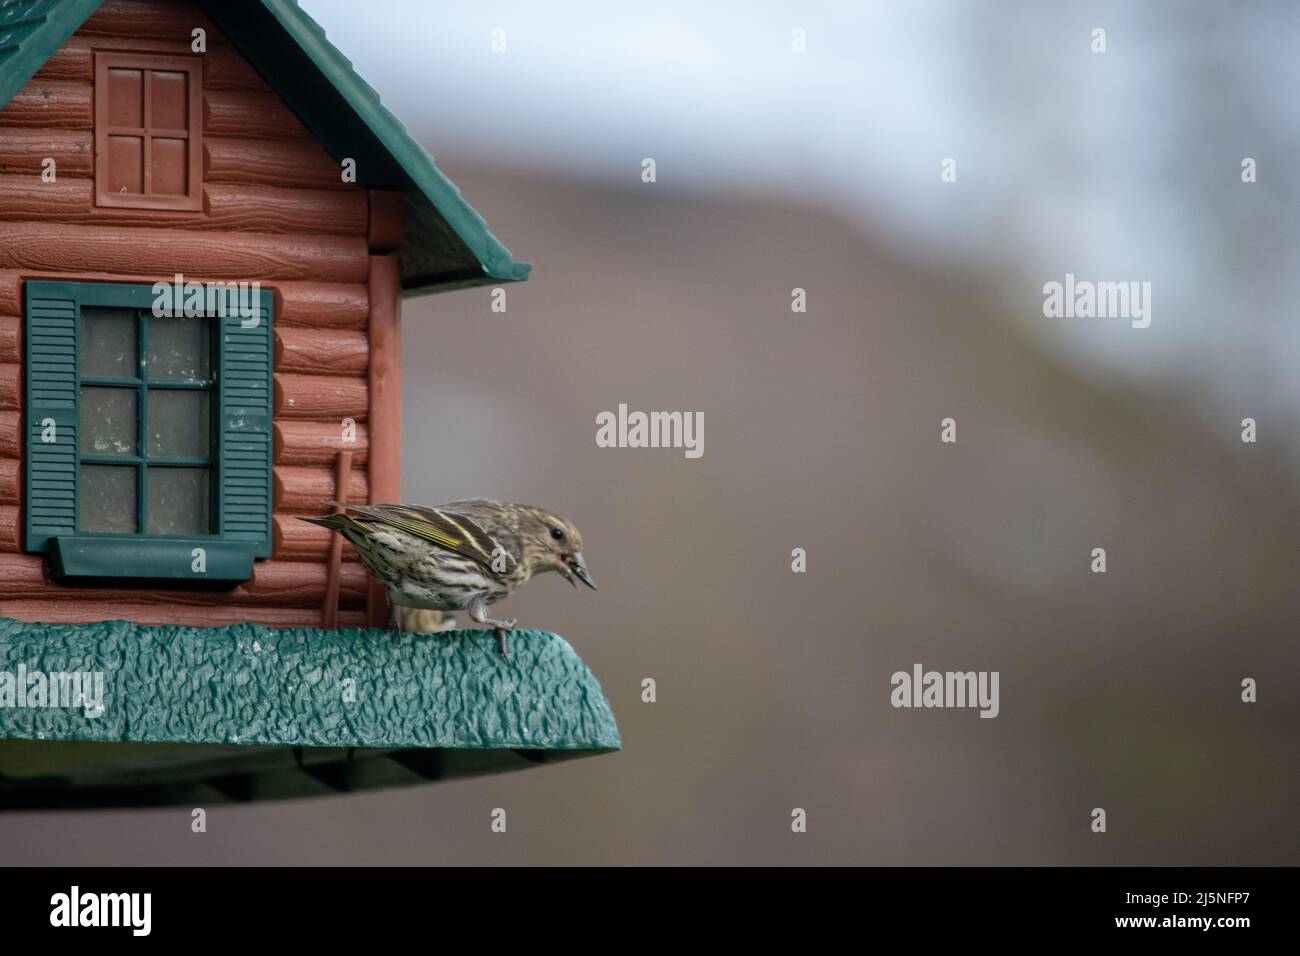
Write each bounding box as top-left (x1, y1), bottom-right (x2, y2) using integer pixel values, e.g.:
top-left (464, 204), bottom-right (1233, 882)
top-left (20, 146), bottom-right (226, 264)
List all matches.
top-left (4, 0), bottom-right (1299, 864)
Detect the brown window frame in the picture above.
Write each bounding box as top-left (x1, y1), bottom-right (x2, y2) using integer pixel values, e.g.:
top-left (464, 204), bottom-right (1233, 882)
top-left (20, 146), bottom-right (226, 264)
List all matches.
top-left (94, 51), bottom-right (204, 212)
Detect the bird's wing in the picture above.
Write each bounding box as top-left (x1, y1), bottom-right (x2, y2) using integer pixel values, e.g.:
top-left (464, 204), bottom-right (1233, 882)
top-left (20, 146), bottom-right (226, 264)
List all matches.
top-left (333, 502), bottom-right (503, 571)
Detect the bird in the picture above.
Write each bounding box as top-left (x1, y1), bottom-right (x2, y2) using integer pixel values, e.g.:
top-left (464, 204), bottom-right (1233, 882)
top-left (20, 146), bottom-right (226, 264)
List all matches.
top-left (300, 500), bottom-right (596, 656)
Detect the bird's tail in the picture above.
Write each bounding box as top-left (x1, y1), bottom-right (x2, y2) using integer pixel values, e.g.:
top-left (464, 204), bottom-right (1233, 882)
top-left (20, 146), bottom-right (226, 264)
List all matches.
top-left (299, 512), bottom-right (367, 535)
top-left (324, 500), bottom-right (390, 518)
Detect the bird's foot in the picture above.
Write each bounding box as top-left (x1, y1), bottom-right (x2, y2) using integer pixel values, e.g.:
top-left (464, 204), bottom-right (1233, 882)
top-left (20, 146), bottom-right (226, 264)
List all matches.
top-left (467, 597), bottom-right (516, 660)
top-left (487, 619), bottom-right (517, 661)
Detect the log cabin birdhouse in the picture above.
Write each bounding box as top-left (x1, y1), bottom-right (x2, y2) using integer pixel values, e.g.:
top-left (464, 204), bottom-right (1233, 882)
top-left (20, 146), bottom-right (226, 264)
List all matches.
top-left (0, 0), bottom-right (619, 808)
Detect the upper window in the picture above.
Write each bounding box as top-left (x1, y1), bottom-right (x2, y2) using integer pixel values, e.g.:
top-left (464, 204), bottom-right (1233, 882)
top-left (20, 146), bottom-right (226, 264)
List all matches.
top-left (24, 281), bottom-right (273, 583)
top-left (94, 52), bottom-right (203, 211)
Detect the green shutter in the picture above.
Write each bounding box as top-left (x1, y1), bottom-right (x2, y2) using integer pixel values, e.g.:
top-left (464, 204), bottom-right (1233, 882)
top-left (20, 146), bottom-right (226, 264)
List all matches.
top-left (24, 282), bottom-right (79, 553)
top-left (218, 289), bottom-right (274, 558)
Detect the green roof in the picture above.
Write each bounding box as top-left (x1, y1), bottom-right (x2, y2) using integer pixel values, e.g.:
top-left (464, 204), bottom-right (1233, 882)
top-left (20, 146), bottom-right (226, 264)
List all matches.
top-left (0, 2), bottom-right (102, 101)
top-left (0, 619), bottom-right (619, 809)
top-left (0, 0), bottom-right (530, 296)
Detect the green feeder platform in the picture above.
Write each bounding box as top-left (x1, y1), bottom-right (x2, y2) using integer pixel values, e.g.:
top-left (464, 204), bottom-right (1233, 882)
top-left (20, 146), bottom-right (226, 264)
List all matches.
top-left (0, 619), bottom-right (620, 810)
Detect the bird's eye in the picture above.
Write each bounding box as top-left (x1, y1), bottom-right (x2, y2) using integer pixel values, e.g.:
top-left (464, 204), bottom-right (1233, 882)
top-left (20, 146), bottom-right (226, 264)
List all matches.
top-left (550, 527), bottom-right (566, 542)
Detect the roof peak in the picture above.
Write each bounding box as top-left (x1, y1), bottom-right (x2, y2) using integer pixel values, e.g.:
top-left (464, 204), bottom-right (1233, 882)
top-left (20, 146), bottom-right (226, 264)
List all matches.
top-left (0, 0), bottom-right (530, 295)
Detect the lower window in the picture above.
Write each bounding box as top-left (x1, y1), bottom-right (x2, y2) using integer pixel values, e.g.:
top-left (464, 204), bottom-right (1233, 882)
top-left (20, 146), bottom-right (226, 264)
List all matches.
top-left (24, 280), bottom-right (273, 582)
top-left (79, 304), bottom-right (214, 535)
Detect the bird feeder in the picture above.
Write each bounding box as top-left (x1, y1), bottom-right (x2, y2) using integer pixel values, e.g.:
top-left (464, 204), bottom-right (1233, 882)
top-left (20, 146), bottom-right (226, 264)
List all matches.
top-left (0, 0), bottom-right (618, 808)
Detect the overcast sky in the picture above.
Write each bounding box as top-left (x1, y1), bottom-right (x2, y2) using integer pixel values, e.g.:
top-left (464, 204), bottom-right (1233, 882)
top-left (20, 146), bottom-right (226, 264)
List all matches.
top-left (301, 0), bottom-right (1300, 439)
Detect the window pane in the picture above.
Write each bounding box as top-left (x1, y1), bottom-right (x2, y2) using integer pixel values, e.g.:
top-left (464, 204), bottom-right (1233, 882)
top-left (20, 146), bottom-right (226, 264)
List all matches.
top-left (151, 138), bottom-right (188, 195)
top-left (147, 467), bottom-right (209, 535)
top-left (80, 307), bottom-right (137, 378)
top-left (80, 386), bottom-right (138, 456)
top-left (107, 135), bottom-right (143, 194)
top-left (148, 313), bottom-right (209, 380)
top-left (106, 68), bottom-right (143, 127)
top-left (80, 464), bottom-right (138, 533)
top-left (150, 70), bottom-right (189, 130)
top-left (148, 390), bottom-right (209, 459)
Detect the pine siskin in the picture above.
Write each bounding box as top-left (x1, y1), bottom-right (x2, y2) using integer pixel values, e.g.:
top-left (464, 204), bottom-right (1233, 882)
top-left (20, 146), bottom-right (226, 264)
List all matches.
top-left (301, 500), bottom-right (596, 655)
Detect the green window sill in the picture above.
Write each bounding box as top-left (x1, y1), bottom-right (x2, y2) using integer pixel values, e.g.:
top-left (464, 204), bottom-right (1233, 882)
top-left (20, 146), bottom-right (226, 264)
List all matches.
top-left (48, 536), bottom-right (255, 584)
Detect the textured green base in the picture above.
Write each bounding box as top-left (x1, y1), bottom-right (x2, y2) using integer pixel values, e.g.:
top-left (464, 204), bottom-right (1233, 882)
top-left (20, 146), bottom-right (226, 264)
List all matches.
top-left (0, 618), bottom-right (619, 809)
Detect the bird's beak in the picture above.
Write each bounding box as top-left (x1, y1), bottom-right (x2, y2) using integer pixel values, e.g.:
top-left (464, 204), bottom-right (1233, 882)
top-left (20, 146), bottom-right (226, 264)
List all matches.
top-left (561, 551), bottom-right (597, 590)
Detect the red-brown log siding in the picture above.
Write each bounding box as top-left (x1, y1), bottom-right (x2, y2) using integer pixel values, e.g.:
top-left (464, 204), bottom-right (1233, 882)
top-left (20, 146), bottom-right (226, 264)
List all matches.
top-left (0, 0), bottom-right (397, 627)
